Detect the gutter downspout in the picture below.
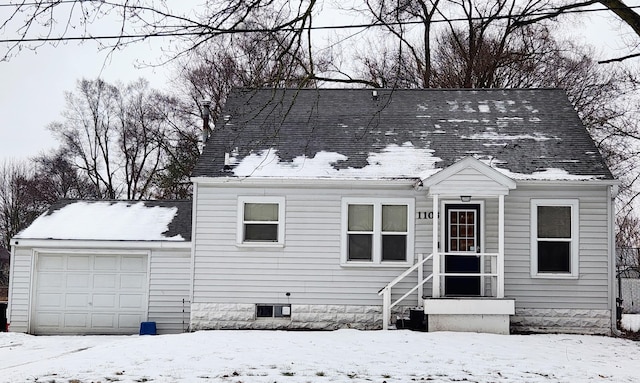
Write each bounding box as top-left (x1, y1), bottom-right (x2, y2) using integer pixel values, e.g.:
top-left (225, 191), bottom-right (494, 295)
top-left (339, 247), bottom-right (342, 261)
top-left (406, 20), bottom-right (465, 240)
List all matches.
top-left (188, 181), bottom-right (199, 332)
top-left (609, 184), bottom-right (622, 336)
top-left (6, 243), bottom-right (16, 332)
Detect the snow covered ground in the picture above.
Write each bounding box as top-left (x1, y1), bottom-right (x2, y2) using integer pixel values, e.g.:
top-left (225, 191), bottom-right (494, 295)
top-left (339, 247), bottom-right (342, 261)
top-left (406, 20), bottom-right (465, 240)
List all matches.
top-left (621, 313), bottom-right (640, 332)
top-left (1, 328), bottom-right (639, 383)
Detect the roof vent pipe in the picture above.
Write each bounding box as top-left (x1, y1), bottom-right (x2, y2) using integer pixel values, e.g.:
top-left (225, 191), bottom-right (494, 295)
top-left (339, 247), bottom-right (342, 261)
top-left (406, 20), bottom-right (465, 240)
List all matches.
top-left (201, 98), bottom-right (212, 144)
top-left (372, 90), bottom-right (378, 101)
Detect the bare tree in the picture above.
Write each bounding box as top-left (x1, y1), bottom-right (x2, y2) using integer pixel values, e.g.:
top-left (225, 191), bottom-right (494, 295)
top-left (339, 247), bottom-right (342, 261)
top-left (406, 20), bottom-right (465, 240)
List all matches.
top-left (49, 78), bottom-right (182, 200)
top-left (0, 254), bottom-right (8, 290)
top-left (118, 79), bottom-right (169, 199)
top-left (3, 0), bottom-right (640, 72)
top-left (0, 1), bottom-right (321, 68)
top-left (350, 0), bottom-right (441, 88)
top-left (149, 94), bottom-right (201, 199)
top-left (0, 161), bottom-right (45, 249)
top-left (616, 213), bottom-right (640, 278)
top-left (512, 0), bottom-right (640, 63)
top-left (178, 17), bottom-right (320, 121)
top-left (50, 79), bottom-right (120, 198)
top-left (352, 0), bottom-right (565, 88)
top-left (177, 13), bottom-right (328, 121)
top-left (31, 149), bottom-right (99, 203)
top-left (0, 153), bottom-right (102, 248)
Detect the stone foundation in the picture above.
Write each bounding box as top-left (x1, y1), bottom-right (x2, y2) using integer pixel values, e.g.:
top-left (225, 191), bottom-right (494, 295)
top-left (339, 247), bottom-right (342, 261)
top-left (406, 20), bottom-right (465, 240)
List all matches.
top-left (191, 304), bottom-right (612, 334)
top-left (510, 308), bottom-right (612, 335)
top-left (190, 303), bottom-right (400, 330)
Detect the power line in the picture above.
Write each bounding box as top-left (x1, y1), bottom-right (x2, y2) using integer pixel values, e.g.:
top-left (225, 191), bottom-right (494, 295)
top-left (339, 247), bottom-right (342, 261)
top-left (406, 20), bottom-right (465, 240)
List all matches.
top-left (0, 1), bottom-right (78, 6)
top-left (1, 3), bottom-right (640, 44)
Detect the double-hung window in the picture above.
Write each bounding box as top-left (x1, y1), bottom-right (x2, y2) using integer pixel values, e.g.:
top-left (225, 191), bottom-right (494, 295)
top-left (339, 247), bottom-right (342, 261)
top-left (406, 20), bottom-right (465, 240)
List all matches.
top-left (530, 199), bottom-right (579, 278)
top-left (237, 196), bottom-right (285, 246)
top-left (342, 198), bottom-right (414, 265)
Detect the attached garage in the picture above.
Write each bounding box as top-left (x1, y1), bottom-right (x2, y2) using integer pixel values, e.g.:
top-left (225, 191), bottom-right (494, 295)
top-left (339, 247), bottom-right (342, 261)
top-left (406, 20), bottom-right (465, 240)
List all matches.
top-left (8, 200), bottom-right (192, 335)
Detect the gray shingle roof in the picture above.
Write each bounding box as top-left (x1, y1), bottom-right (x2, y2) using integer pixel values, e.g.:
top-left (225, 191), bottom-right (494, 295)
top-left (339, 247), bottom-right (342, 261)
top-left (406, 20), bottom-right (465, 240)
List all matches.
top-left (193, 88), bottom-right (613, 181)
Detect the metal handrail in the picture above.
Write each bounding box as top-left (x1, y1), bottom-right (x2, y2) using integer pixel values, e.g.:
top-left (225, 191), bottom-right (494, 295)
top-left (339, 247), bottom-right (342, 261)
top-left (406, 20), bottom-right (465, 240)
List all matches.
top-left (378, 253), bottom-right (433, 295)
top-left (380, 253), bottom-right (433, 330)
top-left (380, 252), bottom-right (502, 330)
top-left (390, 274), bottom-right (434, 310)
top-left (440, 252), bottom-right (499, 257)
top-left (436, 252), bottom-right (499, 278)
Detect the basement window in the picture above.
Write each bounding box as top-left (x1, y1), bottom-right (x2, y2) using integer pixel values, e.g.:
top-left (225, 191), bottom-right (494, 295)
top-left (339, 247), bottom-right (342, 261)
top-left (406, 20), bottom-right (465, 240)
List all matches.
top-left (256, 304), bottom-right (291, 318)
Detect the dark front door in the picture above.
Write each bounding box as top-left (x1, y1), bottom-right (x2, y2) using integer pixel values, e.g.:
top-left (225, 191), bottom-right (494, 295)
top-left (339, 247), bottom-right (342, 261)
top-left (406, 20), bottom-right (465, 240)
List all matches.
top-left (444, 204), bottom-right (481, 296)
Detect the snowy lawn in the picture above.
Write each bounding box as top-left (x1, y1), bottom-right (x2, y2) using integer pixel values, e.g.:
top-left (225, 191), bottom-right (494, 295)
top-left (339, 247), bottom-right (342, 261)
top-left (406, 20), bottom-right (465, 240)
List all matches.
top-left (621, 313), bottom-right (640, 332)
top-left (1, 329), bottom-right (639, 383)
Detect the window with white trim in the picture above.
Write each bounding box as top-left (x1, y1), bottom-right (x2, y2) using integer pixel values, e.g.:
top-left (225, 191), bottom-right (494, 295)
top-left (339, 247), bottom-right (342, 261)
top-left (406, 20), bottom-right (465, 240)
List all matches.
top-left (342, 198), bottom-right (414, 265)
top-left (530, 199), bottom-right (579, 277)
top-left (237, 197), bottom-right (285, 245)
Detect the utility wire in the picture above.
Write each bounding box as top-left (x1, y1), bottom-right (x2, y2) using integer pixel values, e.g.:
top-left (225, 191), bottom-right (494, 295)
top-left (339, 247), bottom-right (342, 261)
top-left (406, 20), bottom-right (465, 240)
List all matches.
top-left (1, 3), bottom-right (640, 43)
top-left (0, 1), bottom-right (79, 6)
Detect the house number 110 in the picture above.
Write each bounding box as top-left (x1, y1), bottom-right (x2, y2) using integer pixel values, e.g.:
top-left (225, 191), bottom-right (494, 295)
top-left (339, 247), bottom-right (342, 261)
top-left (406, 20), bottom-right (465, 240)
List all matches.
top-left (417, 211), bottom-right (436, 219)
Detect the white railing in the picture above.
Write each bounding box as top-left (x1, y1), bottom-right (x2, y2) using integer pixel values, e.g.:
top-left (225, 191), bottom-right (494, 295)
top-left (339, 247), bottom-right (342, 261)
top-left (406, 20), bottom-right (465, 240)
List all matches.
top-left (434, 252), bottom-right (501, 299)
top-left (436, 252), bottom-right (499, 277)
top-left (378, 253), bottom-right (433, 330)
top-left (379, 252), bottom-right (504, 330)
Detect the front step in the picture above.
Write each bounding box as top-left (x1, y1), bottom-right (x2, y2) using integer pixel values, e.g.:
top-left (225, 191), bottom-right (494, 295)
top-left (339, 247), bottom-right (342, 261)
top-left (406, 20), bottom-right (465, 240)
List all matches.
top-left (424, 298), bottom-right (515, 334)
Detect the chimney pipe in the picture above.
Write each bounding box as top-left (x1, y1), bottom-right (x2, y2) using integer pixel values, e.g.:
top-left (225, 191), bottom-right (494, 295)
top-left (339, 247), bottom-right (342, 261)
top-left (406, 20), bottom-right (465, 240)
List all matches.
top-left (201, 98), bottom-right (212, 144)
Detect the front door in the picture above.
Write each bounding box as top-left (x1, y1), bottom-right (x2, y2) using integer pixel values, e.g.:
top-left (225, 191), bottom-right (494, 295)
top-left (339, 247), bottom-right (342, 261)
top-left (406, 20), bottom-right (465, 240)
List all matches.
top-left (444, 204), bottom-right (481, 296)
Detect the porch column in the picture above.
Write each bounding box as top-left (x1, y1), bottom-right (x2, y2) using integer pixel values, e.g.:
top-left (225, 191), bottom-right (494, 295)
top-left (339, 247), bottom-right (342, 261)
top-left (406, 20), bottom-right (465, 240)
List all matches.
top-left (497, 194), bottom-right (505, 298)
top-left (432, 194), bottom-right (440, 298)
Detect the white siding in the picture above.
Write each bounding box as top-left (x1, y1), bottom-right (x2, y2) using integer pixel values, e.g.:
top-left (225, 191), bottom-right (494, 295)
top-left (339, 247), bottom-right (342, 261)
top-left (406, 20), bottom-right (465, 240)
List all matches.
top-left (429, 167), bottom-right (510, 195)
top-left (8, 248), bottom-right (32, 332)
top-left (148, 249), bottom-right (191, 333)
top-left (8, 244), bottom-right (191, 334)
top-left (193, 182), bottom-right (612, 315)
top-left (503, 185), bottom-right (611, 310)
top-left (193, 185), bottom-right (428, 308)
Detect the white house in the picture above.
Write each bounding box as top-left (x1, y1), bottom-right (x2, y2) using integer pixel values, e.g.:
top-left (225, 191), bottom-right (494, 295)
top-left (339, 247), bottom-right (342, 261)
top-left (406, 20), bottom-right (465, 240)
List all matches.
top-left (188, 88), bottom-right (617, 335)
top-left (9, 88), bottom-right (618, 335)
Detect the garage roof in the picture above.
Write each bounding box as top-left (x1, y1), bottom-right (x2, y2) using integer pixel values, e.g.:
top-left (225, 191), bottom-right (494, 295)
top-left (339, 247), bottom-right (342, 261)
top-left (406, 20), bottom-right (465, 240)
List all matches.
top-left (15, 200), bottom-right (192, 242)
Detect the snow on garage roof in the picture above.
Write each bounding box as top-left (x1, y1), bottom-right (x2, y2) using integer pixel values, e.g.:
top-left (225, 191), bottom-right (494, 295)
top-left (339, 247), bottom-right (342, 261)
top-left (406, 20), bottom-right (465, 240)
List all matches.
top-left (15, 200), bottom-right (192, 242)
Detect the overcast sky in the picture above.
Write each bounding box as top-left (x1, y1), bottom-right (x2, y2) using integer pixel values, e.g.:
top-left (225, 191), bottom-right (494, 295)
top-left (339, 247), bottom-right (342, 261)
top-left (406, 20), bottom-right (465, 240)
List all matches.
top-left (0, 1), bottom-right (199, 165)
top-left (0, 3), bottom-right (633, 167)
top-left (0, 40), bottom-right (172, 161)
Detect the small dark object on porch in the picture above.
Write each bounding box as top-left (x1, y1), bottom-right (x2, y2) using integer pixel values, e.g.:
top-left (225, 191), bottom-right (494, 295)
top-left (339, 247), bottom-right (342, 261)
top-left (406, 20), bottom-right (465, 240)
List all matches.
top-left (397, 309), bottom-right (427, 331)
top-left (0, 302), bottom-right (6, 332)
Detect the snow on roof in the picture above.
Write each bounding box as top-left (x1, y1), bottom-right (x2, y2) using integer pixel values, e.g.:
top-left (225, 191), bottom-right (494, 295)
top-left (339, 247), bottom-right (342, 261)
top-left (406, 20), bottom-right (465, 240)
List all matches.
top-left (231, 142), bottom-right (442, 179)
top-left (16, 201), bottom-right (185, 241)
top-left (194, 88), bottom-right (614, 181)
top-left (493, 166), bottom-right (599, 181)
top-left (229, 143), bottom-right (600, 181)
top-left (461, 131), bottom-right (555, 141)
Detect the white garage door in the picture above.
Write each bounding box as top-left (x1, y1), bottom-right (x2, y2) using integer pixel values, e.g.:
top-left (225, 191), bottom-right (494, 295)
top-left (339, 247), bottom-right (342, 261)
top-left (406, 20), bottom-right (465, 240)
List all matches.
top-left (33, 253), bottom-right (148, 334)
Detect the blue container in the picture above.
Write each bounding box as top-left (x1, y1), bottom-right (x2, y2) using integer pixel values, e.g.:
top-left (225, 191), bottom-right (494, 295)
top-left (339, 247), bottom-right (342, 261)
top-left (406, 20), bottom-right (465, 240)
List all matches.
top-left (139, 321), bottom-right (157, 335)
